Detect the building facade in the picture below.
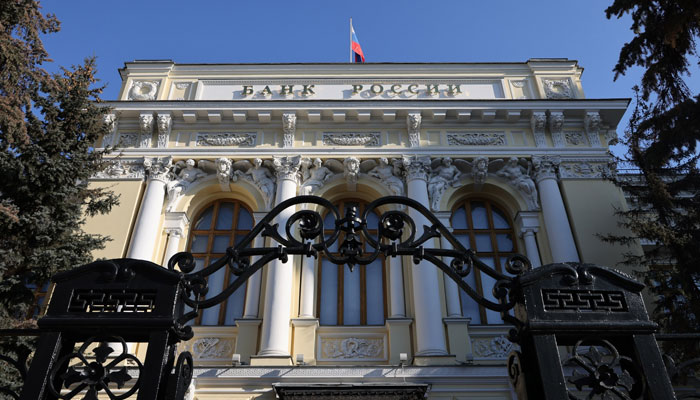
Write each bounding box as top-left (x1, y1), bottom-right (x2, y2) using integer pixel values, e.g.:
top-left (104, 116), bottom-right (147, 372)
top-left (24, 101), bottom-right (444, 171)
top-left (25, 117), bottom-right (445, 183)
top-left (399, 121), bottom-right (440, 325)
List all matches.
top-left (86, 59), bottom-right (636, 399)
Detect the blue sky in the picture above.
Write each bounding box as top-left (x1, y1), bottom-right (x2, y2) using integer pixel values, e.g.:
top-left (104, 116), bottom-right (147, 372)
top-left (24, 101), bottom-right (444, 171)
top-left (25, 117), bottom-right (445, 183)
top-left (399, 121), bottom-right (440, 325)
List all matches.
top-left (41, 0), bottom-right (699, 157)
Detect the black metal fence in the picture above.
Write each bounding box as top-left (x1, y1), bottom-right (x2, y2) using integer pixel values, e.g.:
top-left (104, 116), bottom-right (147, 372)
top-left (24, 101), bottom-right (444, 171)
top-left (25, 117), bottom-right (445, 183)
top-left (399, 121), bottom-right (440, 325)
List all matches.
top-left (0, 196), bottom-right (691, 399)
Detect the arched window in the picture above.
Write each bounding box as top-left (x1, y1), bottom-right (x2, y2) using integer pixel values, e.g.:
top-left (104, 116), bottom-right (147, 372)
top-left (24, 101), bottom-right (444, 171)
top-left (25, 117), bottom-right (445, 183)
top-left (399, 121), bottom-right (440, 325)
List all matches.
top-left (317, 199), bottom-right (386, 326)
top-left (187, 199), bottom-right (253, 325)
top-left (451, 199), bottom-right (517, 324)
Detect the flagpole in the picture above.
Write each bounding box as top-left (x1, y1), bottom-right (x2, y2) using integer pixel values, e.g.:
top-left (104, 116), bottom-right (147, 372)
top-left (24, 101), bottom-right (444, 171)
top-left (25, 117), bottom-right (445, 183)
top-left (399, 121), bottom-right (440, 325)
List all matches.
top-left (349, 17), bottom-right (352, 63)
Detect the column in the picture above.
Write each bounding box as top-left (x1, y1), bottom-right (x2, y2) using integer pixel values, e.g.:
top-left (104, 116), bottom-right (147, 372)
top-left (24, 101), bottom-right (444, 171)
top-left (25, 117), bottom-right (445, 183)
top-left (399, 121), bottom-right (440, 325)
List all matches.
top-left (243, 212), bottom-right (268, 318)
top-left (387, 256), bottom-right (406, 317)
top-left (515, 212), bottom-right (542, 268)
top-left (402, 156), bottom-right (449, 360)
top-left (256, 156), bottom-right (301, 362)
top-left (127, 157), bottom-right (172, 262)
top-left (162, 212), bottom-right (189, 266)
top-left (435, 212), bottom-right (462, 317)
top-left (298, 257), bottom-right (316, 318)
top-left (532, 156), bottom-right (579, 263)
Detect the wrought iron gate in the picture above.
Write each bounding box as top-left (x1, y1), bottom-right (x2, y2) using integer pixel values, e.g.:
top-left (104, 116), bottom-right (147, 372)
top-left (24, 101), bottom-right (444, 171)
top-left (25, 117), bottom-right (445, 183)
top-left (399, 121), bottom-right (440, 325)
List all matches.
top-left (0, 196), bottom-right (692, 399)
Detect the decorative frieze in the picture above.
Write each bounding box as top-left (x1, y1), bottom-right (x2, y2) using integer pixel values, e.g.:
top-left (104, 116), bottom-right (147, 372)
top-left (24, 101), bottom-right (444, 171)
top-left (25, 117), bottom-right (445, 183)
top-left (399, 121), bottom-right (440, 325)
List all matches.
top-left (234, 158), bottom-right (278, 209)
top-left (530, 112), bottom-right (547, 147)
top-left (322, 132), bottom-right (380, 146)
top-left (117, 133), bottom-right (139, 148)
top-left (446, 132), bottom-right (506, 146)
top-left (407, 113), bottom-right (421, 148)
top-left (343, 157), bottom-right (360, 190)
top-left (128, 80), bottom-right (160, 101)
top-left (215, 157), bottom-right (232, 190)
top-left (542, 78), bottom-right (574, 99)
top-left (495, 157), bottom-right (540, 210)
top-left (299, 158), bottom-right (342, 195)
top-left (92, 159), bottom-right (145, 180)
top-left (367, 158), bottom-right (404, 196)
top-left (165, 159), bottom-right (208, 212)
top-left (471, 335), bottom-right (513, 359)
top-left (559, 160), bottom-right (615, 179)
top-left (564, 131), bottom-right (586, 146)
top-left (428, 157), bottom-right (467, 211)
top-left (191, 337), bottom-right (235, 360)
top-left (282, 113), bottom-right (296, 148)
top-left (318, 336), bottom-right (386, 361)
top-left (194, 132), bottom-right (256, 147)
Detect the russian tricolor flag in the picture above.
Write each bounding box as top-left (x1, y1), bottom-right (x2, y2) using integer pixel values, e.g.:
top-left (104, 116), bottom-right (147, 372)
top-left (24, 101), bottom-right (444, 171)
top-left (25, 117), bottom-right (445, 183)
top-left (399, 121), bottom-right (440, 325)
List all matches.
top-left (351, 22), bottom-right (365, 63)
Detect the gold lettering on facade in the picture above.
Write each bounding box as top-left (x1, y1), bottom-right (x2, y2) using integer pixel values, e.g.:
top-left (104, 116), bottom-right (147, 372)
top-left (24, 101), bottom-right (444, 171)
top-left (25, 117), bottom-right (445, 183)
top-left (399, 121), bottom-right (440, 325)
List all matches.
top-left (302, 84), bottom-right (315, 96)
top-left (260, 86), bottom-right (273, 96)
top-left (426, 84), bottom-right (439, 96)
top-left (407, 84), bottom-right (419, 95)
top-left (242, 85), bottom-right (254, 96)
top-left (447, 84), bottom-right (462, 96)
top-left (352, 84), bottom-right (363, 94)
top-left (370, 84), bottom-right (384, 95)
top-left (390, 84), bottom-right (402, 94)
top-left (280, 85), bottom-right (294, 95)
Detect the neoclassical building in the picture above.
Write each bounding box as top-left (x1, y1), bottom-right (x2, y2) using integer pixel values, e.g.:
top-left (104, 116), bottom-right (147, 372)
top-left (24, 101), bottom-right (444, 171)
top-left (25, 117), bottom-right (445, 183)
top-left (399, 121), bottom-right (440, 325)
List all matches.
top-left (86, 59), bottom-right (635, 399)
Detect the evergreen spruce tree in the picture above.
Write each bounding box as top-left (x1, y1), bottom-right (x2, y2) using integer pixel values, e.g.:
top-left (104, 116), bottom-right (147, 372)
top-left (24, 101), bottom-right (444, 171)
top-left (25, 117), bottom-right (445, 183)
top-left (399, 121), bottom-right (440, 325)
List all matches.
top-left (0, 1), bottom-right (117, 328)
top-left (604, 0), bottom-right (700, 358)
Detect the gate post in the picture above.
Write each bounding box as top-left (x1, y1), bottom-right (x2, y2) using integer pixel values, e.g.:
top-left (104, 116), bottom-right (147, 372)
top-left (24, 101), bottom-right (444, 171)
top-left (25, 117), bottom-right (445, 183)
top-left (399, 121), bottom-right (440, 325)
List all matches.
top-left (20, 258), bottom-right (193, 400)
top-left (508, 262), bottom-right (676, 399)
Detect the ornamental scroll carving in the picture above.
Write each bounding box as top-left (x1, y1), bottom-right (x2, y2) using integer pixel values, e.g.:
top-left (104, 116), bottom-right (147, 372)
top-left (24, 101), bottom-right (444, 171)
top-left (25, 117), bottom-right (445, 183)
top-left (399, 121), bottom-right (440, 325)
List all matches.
top-left (542, 78), bottom-right (574, 99)
top-left (322, 132), bottom-right (380, 146)
top-left (191, 337), bottom-right (234, 360)
top-left (447, 132), bottom-right (506, 146)
top-left (129, 80), bottom-right (160, 101)
top-left (559, 160), bottom-right (615, 179)
top-left (472, 335), bottom-right (513, 359)
top-left (93, 159), bottom-right (145, 180)
top-left (565, 131), bottom-right (586, 146)
top-left (320, 337), bottom-right (385, 361)
top-left (407, 113), bottom-right (421, 148)
top-left (195, 133), bottom-right (256, 147)
top-left (117, 133), bottom-right (139, 148)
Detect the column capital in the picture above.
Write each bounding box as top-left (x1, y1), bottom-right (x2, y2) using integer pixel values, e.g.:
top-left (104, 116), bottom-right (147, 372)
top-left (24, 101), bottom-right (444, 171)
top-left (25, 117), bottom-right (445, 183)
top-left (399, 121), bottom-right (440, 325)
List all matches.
top-left (402, 154), bottom-right (431, 182)
top-left (143, 156), bottom-right (173, 184)
top-left (273, 155), bottom-right (302, 183)
top-left (532, 155), bottom-right (561, 183)
top-left (282, 112), bottom-right (296, 148)
top-left (163, 211), bottom-right (190, 237)
top-left (407, 112), bottom-right (422, 148)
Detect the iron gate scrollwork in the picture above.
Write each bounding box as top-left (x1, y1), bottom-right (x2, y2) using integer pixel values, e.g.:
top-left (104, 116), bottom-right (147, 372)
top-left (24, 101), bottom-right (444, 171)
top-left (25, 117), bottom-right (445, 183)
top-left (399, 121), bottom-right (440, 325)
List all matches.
top-left (167, 195), bottom-right (530, 332)
top-left (12, 195), bottom-right (682, 399)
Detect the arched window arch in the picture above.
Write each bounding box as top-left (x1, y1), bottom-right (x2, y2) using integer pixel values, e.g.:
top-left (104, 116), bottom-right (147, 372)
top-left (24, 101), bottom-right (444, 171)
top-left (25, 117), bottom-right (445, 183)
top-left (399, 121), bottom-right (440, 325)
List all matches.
top-left (317, 199), bottom-right (386, 326)
top-left (451, 198), bottom-right (517, 324)
top-left (187, 199), bottom-right (253, 325)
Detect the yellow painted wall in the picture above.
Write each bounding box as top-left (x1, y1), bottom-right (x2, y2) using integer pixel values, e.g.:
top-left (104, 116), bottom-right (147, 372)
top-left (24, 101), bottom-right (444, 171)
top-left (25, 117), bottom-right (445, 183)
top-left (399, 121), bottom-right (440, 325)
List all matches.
top-left (83, 180), bottom-right (143, 260)
top-left (560, 179), bottom-right (643, 269)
